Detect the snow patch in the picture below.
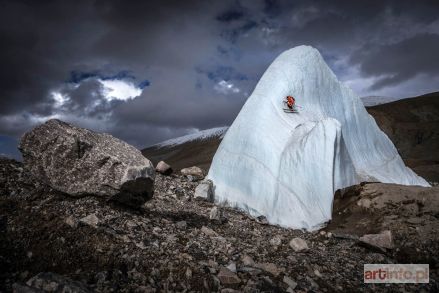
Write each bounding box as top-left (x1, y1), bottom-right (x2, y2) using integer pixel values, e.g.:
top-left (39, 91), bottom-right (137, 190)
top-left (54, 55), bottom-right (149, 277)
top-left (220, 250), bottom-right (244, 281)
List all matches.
top-left (361, 96), bottom-right (402, 107)
top-left (153, 127), bottom-right (228, 148)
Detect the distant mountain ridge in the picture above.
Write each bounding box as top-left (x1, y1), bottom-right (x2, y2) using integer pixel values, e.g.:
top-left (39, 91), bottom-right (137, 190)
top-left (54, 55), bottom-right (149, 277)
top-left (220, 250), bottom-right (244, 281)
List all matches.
top-left (152, 127), bottom-right (228, 148)
top-left (360, 95), bottom-right (402, 106)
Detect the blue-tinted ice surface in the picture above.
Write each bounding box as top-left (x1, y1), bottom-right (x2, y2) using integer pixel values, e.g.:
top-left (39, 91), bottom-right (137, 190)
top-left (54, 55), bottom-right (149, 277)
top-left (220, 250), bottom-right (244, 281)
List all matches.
top-left (208, 46), bottom-right (429, 231)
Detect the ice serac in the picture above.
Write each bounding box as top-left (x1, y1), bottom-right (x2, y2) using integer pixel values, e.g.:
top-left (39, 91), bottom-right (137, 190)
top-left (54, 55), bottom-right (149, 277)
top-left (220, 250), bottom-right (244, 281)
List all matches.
top-left (207, 46), bottom-right (429, 230)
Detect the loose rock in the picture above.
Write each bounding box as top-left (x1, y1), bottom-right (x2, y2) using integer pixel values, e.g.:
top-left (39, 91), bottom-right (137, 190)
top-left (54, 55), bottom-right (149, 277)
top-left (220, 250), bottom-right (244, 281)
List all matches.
top-left (176, 220), bottom-right (187, 229)
top-left (226, 262), bottom-right (237, 273)
top-left (201, 226), bottom-right (218, 237)
top-left (283, 275), bottom-right (297, 289)
top-left (289, 237), bottom-right (309, 252)
top-left (181, 166), bottom-right (204, 179)
top-left (241, 255), bottom-right (255, 267)
top-left (19, 119), bottom-right (155, 208)
top-left (217, 267), bottom-right (241, 286)
top-left (269, 236), bottom-right (282, 246)
top-left (194, 180), bottom-right (214, 202)
top-left (255, 263), bottom-right (284, 277)
top-left (64, 216), bottom-right (77, 228)
top-left (25, 272), bottom-right (90, 292)
top-left (155, 161), bottom-right (172, 175)
top-left (359, 230), bottom-right (394, 250)
top-left (79, 214), bottom-right (99, 228)
top-left (209, 206), bottom-right (222, 221)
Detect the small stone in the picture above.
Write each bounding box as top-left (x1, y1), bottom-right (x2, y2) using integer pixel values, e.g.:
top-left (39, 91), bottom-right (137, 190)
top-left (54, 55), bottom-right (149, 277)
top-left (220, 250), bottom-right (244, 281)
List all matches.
top-left (201, 226), bottom-right (218, 237)
top-left (79, 213), bottom-right (100, 228)
top-left (209, 206), bottom-right (221, 221)
top-left (152, 227), bottom-right (162, 234)
top-left (65, 216), bottom-right (77, 228)
top-left (314, 269), bottom-right (322, 278)
top-left (256, 215), bottom-right (268, 224)
top-left (269, 236), bottom-right (282, 246)
top-left (221, 289), bottom-right (240, 293)
top-left (186, 175), bottom-right (196, 182)
top-left (283, 275), bottom-right (297, 289)
top-left (185, 268), bottom-right (192, 279)
top-left (174, 187), bottom-right (185, 198)
top-left (226, 262), bottom-right (237, 273)
top-left (357, 198), bottom-right (372, 209)
top-left (289, 237), bottom-right (309, 252)
top-left (156, 161), bottom-right (172, 175)
top-left (306, 276), bottom-right (319, 288)
top-left (359, 230), bottom-right (394, 250)
top-left (241, 255), bottom-right (255, 267)
top-left (125, 220), bottom-right (137, 228)
top-left (25, 272), bottom-right (89, 292)
top-left (180, 166), bottom-right (204, 179)
top-left (255, 262), bottom-right (284, 277)
top-left (167, 234), bottom-right (177, 242)
top-left (217, 267), bottom-right (241, 286)
top-left (208, 260), bottom-right (219, 269)
top-left (176, 221), bottom-right (187, 229)
top-left (194, 180), bottom-right (214, 202)
top-left (406, 217), bottom-right (424, 225)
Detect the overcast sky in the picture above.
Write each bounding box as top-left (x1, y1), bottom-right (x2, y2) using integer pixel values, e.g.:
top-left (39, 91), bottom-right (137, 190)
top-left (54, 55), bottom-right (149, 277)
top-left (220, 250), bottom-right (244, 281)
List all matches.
top-left (1, 0), bottom-right (439, 158)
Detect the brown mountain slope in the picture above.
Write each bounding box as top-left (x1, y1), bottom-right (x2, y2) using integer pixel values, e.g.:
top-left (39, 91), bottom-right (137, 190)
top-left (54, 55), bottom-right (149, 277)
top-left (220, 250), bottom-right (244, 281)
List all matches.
top-left (142, 136), bottom-right (223, 172)
top-left (143, 92), bottom-right (439, 182)
top-left (367, 92), bottom-right (439, 182)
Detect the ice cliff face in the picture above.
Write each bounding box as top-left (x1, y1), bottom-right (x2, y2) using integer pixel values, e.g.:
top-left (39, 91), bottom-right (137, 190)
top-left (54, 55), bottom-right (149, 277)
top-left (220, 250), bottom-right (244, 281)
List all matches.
top-left (207, 46), bottom-right (429, 230)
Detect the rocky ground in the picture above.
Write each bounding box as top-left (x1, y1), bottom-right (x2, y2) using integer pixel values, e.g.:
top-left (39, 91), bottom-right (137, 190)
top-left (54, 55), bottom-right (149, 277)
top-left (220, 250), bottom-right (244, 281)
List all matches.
top-left (1, 157), bottom-right (438, 292)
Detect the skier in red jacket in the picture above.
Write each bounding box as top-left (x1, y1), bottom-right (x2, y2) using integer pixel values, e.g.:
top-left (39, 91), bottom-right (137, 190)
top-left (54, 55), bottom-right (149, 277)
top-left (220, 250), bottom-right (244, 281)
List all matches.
top-left (286, 96), bottom-right (295, 109)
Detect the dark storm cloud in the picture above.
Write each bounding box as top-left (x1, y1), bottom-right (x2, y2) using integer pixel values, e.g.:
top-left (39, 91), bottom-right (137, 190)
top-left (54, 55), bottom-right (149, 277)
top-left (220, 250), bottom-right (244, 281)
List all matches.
top-left (216, 9), bottom-right (245, 22)
top-left (0, 0), bottom-right (439, 155)
top-left (350, 33), bottom-right (439, 90)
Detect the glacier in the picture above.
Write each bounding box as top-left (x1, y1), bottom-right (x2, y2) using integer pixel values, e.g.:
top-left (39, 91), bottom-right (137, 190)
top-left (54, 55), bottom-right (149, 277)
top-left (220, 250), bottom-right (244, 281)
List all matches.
top-left (207, 46), bottom-right (429, 231)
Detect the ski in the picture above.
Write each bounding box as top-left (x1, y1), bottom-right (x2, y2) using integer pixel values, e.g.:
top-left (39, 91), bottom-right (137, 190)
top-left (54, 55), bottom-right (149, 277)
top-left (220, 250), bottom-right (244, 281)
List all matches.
top-left (282, 101), bottom-right (300, 113)
top-left (283, 109), bottom-right (298, 113)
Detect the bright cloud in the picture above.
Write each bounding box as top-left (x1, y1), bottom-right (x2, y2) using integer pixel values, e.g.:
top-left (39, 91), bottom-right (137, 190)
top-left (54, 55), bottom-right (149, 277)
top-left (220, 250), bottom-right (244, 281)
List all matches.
top-left (51, 91), bottom-right (70, 107)
top-left (214, 80), bottom-right (240, 95)
top-left (99, 79), bottom-right (142, 101)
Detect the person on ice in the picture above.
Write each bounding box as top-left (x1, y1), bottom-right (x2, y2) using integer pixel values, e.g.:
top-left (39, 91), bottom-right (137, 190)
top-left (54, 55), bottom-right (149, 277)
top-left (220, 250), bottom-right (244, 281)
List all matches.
top-left (286, 95), bottom-right (295, 109)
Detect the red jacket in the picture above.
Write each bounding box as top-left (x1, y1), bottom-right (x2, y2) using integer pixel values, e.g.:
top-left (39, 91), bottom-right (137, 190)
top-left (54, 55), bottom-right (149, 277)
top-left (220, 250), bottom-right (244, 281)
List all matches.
top-left (287, 96), bottom-right (295, 107)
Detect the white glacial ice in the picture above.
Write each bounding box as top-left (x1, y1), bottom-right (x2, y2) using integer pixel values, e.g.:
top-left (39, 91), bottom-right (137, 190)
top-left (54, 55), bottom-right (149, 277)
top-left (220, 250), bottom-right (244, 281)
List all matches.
top-left (207, 46), bottom-right (429, 230)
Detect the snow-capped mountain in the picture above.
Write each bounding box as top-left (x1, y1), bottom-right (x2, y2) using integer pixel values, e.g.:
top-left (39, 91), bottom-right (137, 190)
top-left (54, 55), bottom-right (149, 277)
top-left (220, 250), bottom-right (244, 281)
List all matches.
top-left (361, 96), bottom-right (402, 107)
top-left (142, 127), bottom-right (228, 171)
top-left (207, 46), bottom-right (429, 231)
top-left (152, 127), bottom-right (228, 148)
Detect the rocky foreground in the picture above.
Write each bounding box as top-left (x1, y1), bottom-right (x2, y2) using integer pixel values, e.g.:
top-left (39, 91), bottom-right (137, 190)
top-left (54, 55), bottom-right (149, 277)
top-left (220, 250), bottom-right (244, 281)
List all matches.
top-left (1, 157), bottom-right (438, 292)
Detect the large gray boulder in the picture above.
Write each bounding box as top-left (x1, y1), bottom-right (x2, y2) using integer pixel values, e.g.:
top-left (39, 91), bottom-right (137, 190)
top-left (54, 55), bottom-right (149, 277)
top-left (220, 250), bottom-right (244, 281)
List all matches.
top-left (19, 119), bottom-right (155, 207)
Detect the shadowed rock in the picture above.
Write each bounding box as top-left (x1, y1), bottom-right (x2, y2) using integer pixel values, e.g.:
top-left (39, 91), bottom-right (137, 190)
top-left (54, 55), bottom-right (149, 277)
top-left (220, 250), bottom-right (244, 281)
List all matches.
top-left (19, 119), bottom-right (155, 207)
top-left (156, 160), bottom-right (173, 175)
